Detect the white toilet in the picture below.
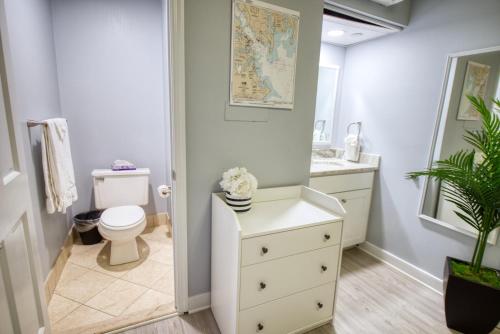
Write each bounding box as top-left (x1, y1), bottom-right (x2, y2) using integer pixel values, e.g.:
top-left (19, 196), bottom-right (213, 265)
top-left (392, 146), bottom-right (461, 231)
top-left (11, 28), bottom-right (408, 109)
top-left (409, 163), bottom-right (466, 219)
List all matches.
top-left (92, 168), bottom-right (150, 265)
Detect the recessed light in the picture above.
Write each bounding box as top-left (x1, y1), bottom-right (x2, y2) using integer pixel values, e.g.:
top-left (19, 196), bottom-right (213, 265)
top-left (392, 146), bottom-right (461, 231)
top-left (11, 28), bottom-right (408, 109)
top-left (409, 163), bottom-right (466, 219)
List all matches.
top-left (351, 32), bottom-right (364, 37)
top-left (327, 30), bottom-right (345, 37)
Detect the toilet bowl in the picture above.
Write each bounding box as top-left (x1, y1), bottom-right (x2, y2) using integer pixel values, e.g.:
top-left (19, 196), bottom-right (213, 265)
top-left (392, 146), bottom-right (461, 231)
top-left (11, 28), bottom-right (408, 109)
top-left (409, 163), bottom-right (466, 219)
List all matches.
top-left (98, 205), bottom-right (146, 265)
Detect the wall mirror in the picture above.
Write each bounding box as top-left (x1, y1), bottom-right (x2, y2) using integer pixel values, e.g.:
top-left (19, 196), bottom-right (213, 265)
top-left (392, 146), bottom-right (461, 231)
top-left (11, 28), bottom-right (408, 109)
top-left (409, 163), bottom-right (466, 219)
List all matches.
top-left (419, 46), bottom-right (500, 244)
top-left (313, 65), bottom-right (340, 145)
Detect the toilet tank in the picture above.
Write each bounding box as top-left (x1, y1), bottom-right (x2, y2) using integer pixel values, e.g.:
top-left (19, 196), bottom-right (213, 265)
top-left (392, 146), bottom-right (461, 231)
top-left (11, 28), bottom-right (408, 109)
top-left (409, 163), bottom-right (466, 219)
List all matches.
top-left (92, 168), bottom-right (150, 209)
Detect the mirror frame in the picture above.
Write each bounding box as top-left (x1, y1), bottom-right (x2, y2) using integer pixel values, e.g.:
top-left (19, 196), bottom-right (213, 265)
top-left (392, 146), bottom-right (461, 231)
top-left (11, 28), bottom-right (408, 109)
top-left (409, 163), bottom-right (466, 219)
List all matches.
top-left (418, 45), bottom-right (500, 244)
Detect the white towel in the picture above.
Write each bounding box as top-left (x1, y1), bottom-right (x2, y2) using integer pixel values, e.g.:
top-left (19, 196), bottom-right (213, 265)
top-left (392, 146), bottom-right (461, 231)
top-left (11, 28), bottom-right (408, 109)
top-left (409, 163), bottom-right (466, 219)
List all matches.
top-left (344, 134), bottom-right (360, 162)
top-left (41, 118), bottom-right (78, 213)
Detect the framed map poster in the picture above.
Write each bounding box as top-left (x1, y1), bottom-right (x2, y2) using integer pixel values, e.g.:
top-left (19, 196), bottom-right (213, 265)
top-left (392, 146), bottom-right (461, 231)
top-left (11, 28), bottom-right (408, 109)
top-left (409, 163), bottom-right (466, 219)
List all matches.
top-left (230, 0), bottom-right (300, 109)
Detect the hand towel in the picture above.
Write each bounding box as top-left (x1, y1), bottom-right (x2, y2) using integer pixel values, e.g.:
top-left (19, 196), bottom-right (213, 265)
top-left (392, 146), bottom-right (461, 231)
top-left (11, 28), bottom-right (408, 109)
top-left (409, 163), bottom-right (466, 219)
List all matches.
top-left (41, 118), bottom-right (78, 213)
top-left (344, 133), bottom-right (360, 162)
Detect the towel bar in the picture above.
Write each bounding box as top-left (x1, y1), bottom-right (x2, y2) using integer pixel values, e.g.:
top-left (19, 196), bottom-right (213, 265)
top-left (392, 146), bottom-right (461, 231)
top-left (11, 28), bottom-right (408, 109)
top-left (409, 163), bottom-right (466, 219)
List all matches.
top-left (27, 120), bottom-right (47, 128)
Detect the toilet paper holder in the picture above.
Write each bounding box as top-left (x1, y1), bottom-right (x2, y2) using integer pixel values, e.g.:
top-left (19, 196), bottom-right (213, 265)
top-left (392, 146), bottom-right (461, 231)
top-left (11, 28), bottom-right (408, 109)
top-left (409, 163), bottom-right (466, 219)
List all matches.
top-left (157, 185), bottom-right (172, 198)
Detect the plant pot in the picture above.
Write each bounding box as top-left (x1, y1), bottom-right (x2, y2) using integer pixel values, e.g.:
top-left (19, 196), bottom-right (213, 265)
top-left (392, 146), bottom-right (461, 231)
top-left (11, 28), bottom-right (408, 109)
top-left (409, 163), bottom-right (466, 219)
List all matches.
top-left (225, 192), bottom-right (252, 213)
top-left (443, 256), bottom-right (500, 334)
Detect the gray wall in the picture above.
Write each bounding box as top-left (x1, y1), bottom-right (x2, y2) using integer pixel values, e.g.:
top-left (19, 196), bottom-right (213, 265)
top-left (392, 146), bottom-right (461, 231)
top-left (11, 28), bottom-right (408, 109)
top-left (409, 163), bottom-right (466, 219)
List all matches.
top-left (1, 0), bottom-right (71, 277)
top-left (51, 0), bottom-right (170, 216)
top-left (185, 0), bottom-right (323, 296)
top-left (334, 0), bottom-right (500, 278)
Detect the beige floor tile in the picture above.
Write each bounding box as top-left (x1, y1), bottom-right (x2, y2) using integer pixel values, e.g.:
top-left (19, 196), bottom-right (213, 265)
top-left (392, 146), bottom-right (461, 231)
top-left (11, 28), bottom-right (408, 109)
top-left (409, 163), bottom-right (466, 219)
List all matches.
top-left (151, 270), bottom-right (175, 296)
top-left (58, 263), bottom-right (90, 286)
top-left (93, 261), bottom-right (134, 278)
top-left (55, 269), bottom-right (116, 303)
top-left (85, 279), bottom-right (147, 316)
top-left (122, 259), bottom-right (170, 288)
top-left (143, 236), bottom-right (172, 251)
top-left (123, 289), bottom-right (173, 315)
top-left (92, 241), bottom-right (148, 278)
top-left (50, 226), bottom-right (174, 333)
top-left (148, 241), bottom-right (173, 265)
top-left (68, 242), bottom-right (106, 269)
top-left (141, 225), bottom-right (169, 242)
top-left (71, 240), bottom-right (105, 255)
top-left (52, 305), bottom-right (113, 333)
top-left (48, 294), bottom-right (81, 323)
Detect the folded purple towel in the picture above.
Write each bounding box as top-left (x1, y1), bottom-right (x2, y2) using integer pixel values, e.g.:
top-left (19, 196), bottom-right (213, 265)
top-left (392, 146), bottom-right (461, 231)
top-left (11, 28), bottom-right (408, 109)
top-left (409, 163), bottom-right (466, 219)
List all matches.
top-left (111, 165), bottom-right (137, 171)
top-left (111, 160), bottom-right (136, 171)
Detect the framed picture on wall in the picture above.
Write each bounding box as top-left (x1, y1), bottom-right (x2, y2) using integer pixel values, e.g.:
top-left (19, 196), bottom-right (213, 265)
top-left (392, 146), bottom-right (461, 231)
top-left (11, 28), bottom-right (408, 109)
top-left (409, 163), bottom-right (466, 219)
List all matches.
top-left (229, 0), bottom-right (300, 109)
top-left (457, 61), bottom-right (490, 121)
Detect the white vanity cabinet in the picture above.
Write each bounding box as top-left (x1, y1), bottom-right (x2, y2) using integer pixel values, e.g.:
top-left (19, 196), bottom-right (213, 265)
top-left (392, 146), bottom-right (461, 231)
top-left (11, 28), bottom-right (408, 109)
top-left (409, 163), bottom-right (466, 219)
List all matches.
top-left (211, 186), bottom-right (345, 334)
top-left (309, 172), bottom-right (374, 248)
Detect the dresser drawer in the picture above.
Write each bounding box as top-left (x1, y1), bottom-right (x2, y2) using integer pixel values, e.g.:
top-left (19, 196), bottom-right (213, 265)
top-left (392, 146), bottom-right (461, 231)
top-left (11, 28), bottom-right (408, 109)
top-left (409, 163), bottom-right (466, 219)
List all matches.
top-left (240, 246), bottom-right (339, 310)
top-left (239, 282), bottom-right (335, 334)
top-left (241, 222), bottom-right (341, 266)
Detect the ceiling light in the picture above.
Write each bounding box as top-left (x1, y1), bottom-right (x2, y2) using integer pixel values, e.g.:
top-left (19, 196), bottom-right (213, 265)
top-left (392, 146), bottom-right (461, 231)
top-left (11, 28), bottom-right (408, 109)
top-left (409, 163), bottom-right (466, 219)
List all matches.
top-left (327, 30), bottom-right (345, 37)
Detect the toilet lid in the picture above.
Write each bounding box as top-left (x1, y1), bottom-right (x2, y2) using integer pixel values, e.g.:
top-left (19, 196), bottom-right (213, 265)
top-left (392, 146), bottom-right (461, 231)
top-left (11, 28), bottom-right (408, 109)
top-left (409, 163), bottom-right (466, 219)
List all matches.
top-left (100, 205), bottom-right (145, 230)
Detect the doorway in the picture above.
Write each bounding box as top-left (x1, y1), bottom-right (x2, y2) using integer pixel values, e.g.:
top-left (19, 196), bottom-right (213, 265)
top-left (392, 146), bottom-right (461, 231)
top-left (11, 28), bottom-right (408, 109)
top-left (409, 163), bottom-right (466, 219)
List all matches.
top-left (0, 0), bottom-right (187, 332)
top-left (43, 0), bottom-right (180, 332)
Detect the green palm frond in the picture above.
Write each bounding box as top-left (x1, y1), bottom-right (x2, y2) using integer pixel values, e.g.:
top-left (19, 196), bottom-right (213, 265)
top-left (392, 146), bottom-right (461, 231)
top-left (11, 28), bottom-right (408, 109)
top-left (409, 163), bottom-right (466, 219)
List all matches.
top-left (407, 96), bottom-right (500, 273)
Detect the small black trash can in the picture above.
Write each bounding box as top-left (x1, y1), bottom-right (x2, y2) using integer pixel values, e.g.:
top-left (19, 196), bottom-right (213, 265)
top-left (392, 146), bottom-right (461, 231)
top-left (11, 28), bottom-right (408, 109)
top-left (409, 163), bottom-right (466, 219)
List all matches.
top-left (74, 210), bottom-right (103, 245)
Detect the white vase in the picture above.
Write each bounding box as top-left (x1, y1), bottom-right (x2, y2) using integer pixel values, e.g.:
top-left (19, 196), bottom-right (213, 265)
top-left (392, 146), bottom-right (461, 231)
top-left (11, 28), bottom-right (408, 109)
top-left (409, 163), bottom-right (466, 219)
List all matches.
top-left (224, 192), bottom-right (252, 213)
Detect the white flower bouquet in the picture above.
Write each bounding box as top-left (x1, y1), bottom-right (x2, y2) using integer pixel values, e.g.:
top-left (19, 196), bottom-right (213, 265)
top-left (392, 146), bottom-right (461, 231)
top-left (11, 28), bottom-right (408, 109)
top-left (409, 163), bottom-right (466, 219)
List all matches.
top-left (219, 167), bottom-right (258, 212)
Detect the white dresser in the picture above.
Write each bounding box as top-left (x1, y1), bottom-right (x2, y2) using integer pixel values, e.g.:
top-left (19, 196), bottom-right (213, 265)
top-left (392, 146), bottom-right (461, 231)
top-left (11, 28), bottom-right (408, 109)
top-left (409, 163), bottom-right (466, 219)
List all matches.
top-left (211, 186), bottom-right (345, 334)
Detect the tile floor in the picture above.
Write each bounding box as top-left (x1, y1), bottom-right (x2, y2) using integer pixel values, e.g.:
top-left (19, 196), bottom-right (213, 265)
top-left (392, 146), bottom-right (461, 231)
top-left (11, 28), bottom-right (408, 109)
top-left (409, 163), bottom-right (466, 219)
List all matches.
top-left (48, 224), bottom-right (175, 334)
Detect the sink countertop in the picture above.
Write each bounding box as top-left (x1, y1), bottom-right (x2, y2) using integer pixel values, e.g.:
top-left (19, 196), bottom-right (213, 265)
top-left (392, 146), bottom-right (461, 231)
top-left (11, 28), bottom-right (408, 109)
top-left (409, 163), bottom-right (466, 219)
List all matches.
top-left (310, 148), bottom-right (380, 177)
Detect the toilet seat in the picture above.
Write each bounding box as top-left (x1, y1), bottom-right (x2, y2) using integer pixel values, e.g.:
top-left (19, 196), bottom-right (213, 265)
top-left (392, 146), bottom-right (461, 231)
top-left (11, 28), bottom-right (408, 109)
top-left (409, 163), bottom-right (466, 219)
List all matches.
top-left (100, 205), bottom-right (145, 231)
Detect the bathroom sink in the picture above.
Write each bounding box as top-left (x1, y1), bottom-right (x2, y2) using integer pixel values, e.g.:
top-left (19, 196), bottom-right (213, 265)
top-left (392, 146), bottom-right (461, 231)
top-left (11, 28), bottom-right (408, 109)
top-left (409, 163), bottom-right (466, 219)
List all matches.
top-left (310, 149), bottom-right (380, 176)
top-left (311, 159), bottom-right (355, 167)
top-left (310, 158), bottom-right (375, 176)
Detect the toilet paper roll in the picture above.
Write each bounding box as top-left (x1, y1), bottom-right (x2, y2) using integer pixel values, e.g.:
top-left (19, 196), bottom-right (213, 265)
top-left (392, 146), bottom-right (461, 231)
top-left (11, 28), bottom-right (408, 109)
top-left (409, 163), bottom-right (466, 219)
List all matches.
top-left (157, 185), bottom-right (171, 198)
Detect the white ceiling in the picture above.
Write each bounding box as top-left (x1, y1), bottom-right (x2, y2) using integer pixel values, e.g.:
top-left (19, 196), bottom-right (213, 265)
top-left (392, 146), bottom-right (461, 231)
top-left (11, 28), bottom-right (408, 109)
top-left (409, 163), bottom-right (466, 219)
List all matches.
top-left (321, 14), bottom-right (397, 46)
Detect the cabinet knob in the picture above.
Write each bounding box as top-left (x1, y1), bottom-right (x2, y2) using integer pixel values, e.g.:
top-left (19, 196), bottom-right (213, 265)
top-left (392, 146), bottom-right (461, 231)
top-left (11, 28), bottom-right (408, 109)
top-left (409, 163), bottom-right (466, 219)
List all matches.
top-left (259, 282), bottom-right (266, 290)
top-left (324, 234), bottom-right (331, 241)
top-left (317, 302), bottom-right (323, 309)
top-left (341, 198), bottom-right (347, 203)
top-left (257, 323), bottom-right (264, 331)
top-left (261, 246), bottom-right (268, 255)
top-left (321, 265), bottom-right (328, 272)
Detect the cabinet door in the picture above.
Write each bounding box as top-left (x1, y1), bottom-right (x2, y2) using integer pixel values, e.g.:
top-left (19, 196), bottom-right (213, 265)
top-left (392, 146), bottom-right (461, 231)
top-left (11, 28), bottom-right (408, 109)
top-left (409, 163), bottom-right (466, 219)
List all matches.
top-left (330, 189), bottom-right (372, 248)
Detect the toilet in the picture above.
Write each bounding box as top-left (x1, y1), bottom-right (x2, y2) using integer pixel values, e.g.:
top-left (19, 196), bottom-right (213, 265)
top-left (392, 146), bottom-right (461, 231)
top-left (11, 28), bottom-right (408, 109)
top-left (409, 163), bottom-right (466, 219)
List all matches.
top-left (92, 168), bottom-right (150, 265)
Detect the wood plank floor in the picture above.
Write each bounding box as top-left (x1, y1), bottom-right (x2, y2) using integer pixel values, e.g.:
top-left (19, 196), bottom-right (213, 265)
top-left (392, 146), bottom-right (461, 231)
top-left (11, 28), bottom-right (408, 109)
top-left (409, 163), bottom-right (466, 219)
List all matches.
top-left (122, 248), bottom-right (500, 334)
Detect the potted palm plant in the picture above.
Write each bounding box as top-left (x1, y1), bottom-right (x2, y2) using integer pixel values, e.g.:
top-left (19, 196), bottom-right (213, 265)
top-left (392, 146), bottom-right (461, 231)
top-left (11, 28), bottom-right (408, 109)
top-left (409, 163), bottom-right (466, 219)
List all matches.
top-left (408, 96), bottom-right (500, 334)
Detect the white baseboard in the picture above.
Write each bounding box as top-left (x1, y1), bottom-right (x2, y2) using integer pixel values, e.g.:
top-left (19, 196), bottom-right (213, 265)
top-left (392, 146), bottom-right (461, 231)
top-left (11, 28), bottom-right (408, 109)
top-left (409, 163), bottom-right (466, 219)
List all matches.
top-left (358, 242), bottom-right (443, 295)
top-left (188, 292), bottom-right (211, 313)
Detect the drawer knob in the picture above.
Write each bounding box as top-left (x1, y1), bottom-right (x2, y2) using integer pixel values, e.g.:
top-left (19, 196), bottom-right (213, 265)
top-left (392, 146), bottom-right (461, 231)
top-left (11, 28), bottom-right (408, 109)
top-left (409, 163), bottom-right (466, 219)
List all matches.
top-left (324, 234), bottom-right (331, 241)
top-left (257, 323), bottom-right (264, 331)
top-left (321, 265), bottom-right (328, 272)
top-left (317, 302), bottom-right (323, 309)
top-left (259, 282), bottom-right (266, 290)
top-left (261, 246), bottom-right (268, 255)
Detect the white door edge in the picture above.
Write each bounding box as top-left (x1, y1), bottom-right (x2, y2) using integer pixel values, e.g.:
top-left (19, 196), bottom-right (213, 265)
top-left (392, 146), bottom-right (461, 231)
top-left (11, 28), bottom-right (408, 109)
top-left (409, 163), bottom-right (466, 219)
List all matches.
top-left (166, 0), bottom-right (189, 313)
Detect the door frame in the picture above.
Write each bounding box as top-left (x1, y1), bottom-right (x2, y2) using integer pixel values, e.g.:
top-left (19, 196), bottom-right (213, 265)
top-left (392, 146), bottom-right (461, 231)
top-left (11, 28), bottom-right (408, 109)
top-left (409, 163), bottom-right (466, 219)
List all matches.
top-left (165, 0), bottom-right (189, 313)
